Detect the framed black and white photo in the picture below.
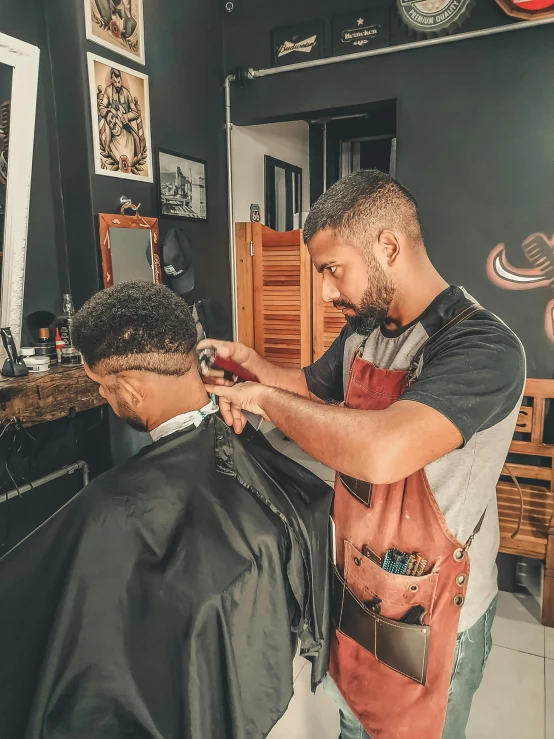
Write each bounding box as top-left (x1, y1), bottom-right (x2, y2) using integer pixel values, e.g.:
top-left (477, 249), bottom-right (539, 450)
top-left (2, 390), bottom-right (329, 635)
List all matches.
top-left (271, 20), bottom-right (325, 67)
top-left (156, 149), bottom-right (208, 222)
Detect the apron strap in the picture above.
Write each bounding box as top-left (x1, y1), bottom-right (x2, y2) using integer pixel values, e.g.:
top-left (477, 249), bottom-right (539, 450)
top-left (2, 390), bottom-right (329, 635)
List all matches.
top-left (356, 335), bottom-right (369, 359)
top-left (406, 303), bottom-right (483, 387)
top-left (463, 506), bottom-right (488, 552)
top-left (403, 300), bottom-right (485, 552)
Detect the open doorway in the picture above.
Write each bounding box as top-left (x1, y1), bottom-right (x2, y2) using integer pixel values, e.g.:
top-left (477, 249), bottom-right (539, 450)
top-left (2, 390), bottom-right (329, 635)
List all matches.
top-left (231, 120), bottom-right (310, 230)
top-left (308, 98), bottom-right (397, 202)
top-left (231, 99), bottom-right (396, 231)
top-left (230, 99), bottom-right (397, 367)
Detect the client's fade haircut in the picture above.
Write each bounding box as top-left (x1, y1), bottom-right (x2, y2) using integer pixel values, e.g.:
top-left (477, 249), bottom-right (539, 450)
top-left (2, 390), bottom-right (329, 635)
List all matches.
top-left (303, 169), bottom-right (423, 252)
top-left (72, 281), bottom-right (197, 376)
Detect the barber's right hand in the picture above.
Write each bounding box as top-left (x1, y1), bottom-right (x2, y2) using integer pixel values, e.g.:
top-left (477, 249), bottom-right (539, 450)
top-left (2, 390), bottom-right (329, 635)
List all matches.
top-left (197, 339), bottom-right (264, 387)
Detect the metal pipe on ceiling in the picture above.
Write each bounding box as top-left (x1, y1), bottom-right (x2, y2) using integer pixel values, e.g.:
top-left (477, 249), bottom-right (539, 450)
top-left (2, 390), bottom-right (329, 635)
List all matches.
top-left (250, 16), bottom-right (554, 79)
top-left (224, 16), bottom-right (554, 339)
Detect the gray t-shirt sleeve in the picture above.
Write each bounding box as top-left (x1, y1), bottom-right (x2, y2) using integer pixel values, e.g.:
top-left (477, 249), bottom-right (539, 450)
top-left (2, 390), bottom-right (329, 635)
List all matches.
top-left (401, 314), bottom-right (526, 445)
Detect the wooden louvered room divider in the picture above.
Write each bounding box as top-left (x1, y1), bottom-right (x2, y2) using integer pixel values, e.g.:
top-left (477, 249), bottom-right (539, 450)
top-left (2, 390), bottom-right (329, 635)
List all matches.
top-left (312, 268), bottom-right (347, 362)
top-left (235, 223), bottom-right (346, 368)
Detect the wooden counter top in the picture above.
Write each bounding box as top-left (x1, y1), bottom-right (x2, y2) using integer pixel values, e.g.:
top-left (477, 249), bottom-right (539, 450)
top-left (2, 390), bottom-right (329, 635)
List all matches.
top-left (0, 364), bottom-right (106, 427)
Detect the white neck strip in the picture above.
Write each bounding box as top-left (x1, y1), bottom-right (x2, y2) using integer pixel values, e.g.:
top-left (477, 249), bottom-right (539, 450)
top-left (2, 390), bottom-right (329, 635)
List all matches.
top-left (150, 401), bottom-right (219, 443)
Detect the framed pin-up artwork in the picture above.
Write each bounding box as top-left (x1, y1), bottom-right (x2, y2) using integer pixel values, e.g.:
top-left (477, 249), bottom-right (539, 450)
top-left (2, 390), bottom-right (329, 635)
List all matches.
top-left (84, 0), bottom-right (145, 65)
top-left (87, 53), bottom-right (152, 182)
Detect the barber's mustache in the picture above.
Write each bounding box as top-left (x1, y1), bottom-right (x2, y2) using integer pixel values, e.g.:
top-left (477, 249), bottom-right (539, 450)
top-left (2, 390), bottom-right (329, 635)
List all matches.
top-left (333, 300), bottom-right (358, 312)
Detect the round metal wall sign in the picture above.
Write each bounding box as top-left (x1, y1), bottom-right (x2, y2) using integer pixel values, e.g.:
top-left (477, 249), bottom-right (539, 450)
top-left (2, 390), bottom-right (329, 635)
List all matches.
top-left (396, 0), bottom-right (475, 36)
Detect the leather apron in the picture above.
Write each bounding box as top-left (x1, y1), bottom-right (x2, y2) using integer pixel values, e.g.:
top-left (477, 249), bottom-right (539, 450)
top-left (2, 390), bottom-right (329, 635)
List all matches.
top-left (329, 306), bottom-right (483, 739)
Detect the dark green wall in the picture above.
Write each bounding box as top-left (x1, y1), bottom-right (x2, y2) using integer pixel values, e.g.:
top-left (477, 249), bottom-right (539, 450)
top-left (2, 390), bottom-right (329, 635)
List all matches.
top-left (1, 0), bottom-right (230, 320)
top-left (224, 1), bottom-right (554, 378)
top-left (0, 0), bottom-right (68, 335)
top-left (0, 0), bottom-right (230, 545)
top-left (44, 0), bottom-right (230, 312)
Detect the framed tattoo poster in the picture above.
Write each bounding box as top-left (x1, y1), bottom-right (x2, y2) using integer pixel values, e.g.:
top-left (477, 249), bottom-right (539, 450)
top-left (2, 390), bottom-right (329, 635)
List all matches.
top-left (87, 53), bottom-right (153, 182)
top-left (84, 0), bottom-right (145, 65)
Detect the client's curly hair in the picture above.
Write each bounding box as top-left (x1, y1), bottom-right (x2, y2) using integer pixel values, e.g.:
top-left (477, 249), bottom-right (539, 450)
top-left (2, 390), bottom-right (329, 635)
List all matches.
top-left (72, 281), bottom-right (197, 376)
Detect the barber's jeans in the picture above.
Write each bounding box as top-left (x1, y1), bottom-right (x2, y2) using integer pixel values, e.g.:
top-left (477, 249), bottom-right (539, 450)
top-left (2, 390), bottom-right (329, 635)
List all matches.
top-left (324, 595), bottom-right (497, 739)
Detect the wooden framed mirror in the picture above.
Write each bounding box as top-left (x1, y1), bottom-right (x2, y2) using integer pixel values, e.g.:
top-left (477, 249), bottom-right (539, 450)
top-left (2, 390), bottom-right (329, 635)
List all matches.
top-left (98, 209), bottom-right (162, 288)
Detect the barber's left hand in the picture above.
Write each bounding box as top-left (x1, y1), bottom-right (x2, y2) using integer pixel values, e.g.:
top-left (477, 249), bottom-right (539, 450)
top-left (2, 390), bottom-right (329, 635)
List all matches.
top-left (205, 382), bottom-right (270, 435)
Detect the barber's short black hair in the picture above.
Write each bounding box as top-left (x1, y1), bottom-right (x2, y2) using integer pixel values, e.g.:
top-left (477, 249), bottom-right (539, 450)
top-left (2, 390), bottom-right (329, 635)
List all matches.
top-left (303, 169), bottom-right (423, 250)
top-left (110, 68), bottom-right (122, 78)
top-left (72, 281), bottom-right (197, 376)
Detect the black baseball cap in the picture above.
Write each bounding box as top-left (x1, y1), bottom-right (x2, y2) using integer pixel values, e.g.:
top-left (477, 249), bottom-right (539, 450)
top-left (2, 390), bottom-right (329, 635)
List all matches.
top-left (162, 229), bottom-right (195, 295)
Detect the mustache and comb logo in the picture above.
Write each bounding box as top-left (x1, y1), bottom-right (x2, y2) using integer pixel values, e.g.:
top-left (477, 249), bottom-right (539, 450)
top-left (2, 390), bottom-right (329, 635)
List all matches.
top-left (487, 233), bottom-right (554, 341)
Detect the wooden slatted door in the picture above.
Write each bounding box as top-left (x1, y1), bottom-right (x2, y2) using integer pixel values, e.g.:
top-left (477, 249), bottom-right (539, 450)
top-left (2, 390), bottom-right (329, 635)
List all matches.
top-left (235, 222), bottom-right (255, 348)
top-left (312, 268), bottom-right (347, 362)
top-left (251, 224), bottom-right (312, 368)
top-left (234, 223), bottom-right (344, 365)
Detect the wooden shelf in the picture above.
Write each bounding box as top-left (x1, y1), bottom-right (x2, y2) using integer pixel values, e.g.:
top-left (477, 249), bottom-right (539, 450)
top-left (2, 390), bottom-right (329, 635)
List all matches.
top-left (0, 364), bottom-right (106, 427)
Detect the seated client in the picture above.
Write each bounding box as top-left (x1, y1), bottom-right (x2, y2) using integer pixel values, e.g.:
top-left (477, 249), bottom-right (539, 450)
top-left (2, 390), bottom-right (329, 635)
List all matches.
top-left (0, 281), bottom-right (331, 739)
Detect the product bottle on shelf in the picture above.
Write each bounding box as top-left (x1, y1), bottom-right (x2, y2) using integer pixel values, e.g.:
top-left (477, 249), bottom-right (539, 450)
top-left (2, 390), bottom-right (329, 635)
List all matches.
top-left (55, 328), bottom-right (64, 363)
top-left (58, 294), bottom-right (75, 348)
top-left (35, 327), bottom-right (57, 366)
top-left (36, 328), bottom-right (50, 345)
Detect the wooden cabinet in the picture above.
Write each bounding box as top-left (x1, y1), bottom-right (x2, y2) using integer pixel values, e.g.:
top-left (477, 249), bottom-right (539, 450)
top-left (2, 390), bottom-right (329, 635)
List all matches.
top-left (496, 378), bottom-right (554, 626)
top-left (235, 223), bottom-right (345, 367)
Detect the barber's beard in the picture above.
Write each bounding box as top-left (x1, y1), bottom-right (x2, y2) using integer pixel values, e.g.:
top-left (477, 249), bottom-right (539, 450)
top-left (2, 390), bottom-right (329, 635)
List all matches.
top-left (116, 397), bottom-right (149, 433)
top-left (334, 259), bottom-right (395, 335)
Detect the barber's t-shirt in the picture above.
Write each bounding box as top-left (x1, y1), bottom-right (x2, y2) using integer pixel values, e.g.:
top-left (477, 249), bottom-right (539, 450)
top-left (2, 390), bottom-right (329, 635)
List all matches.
top-left (304, 285), bottom-right (526, 632)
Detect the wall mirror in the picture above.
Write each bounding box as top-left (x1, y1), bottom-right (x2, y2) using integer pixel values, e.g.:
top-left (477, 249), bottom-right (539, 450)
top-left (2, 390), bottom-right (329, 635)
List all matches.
top-left (0, 33), bottom-right (40, 353)
top-left (98, 209), bottom-right (162, 288)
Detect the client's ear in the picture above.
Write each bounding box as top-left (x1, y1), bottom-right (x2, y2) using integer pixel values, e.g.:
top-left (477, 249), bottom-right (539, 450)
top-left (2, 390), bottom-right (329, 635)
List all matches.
top-left (116, 375), bottom-right (145, 408)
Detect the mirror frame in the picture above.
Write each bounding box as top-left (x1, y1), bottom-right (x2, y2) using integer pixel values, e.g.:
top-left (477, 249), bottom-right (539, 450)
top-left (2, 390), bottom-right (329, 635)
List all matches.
top-left (98, 212), bottom-right (162, 288)
top-left (0, 33), bottom-right (40, 352)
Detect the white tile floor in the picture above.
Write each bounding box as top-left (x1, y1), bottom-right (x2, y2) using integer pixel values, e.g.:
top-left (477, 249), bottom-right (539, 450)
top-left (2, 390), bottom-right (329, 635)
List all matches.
top-left (264, 428), bottom-right (554, 739)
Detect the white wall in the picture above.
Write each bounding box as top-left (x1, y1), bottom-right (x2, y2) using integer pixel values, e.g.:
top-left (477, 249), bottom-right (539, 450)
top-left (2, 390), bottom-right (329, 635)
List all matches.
top-left (231, 120), bottom-right (310, 225)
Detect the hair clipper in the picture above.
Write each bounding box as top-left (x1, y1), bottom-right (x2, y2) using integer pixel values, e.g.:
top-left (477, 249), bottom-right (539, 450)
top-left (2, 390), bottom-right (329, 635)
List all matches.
top-left (1, 327), bottom-right (29, 377)
top-left (197, 346), bottom-right (259, 384)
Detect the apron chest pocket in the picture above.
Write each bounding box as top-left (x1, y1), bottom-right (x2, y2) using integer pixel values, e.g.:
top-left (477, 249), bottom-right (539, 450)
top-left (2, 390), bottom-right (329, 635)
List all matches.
top-left (344, 541), bottom-right (439, 622)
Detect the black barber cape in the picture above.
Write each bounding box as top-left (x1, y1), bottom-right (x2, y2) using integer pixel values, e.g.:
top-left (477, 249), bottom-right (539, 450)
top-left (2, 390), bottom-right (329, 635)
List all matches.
top-left (0, 416), bottom-right (332, 739)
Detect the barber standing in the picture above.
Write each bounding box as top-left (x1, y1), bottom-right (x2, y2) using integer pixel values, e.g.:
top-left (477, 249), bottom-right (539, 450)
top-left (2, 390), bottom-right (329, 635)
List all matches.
top-left (200, 170), bottom-right (525, 739)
